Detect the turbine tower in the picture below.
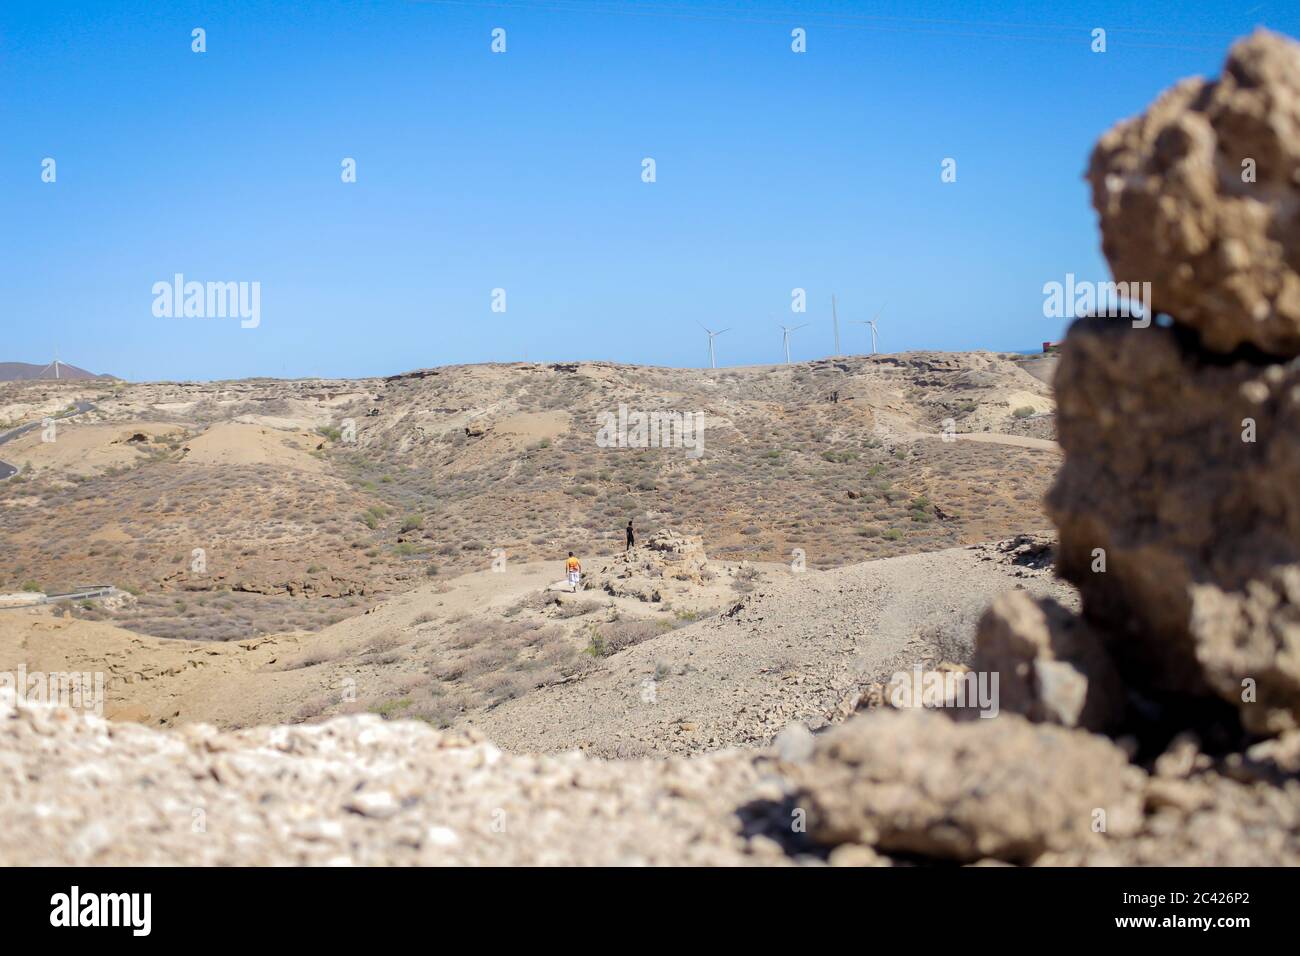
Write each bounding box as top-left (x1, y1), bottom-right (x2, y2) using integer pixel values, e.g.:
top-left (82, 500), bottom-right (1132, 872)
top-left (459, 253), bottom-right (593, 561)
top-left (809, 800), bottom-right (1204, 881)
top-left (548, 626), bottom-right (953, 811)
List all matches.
top-left (868, 302), bottom-right (885, 355)
top-left (39, 349), bottom-right (64, 380)
top-left (853, 303), bottom-right (886, 355)
top-left (831, 295), bottom-right (840, 355)
top-left (700, 324), bottom-right (729, 369)
top-left (779, 323), bottom-right (807, 365)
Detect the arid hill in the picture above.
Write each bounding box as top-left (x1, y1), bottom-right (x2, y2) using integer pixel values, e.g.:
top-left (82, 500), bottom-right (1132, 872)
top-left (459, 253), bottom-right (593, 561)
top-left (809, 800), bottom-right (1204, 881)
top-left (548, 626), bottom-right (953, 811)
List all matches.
top-left (0, 351), bottom-right (1056, 641)
top-left (0, 534), bottom-right (1062, 738)
top-left (0, 361), bottom-right (112, 382)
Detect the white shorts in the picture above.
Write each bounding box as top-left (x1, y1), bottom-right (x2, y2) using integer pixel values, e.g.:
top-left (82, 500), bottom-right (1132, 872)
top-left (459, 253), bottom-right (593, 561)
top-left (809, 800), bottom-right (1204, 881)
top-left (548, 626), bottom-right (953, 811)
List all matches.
top-left (567, 570), bottom-right (580, 586)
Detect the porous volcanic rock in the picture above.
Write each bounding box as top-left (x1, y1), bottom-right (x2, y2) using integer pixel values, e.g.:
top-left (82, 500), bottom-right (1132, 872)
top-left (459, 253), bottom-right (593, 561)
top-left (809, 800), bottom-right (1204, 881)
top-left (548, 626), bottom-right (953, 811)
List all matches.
top-left (1088, 30), bottom-right (1300, 355)
top-left (0, 702), bottom-right (788, 866)
top-left (787, 708), bottom-right (1145, 864)
top-left (972, 590), bottom-right (1125, 732)
top-left (1047, 317), bottom-right (1300, 734)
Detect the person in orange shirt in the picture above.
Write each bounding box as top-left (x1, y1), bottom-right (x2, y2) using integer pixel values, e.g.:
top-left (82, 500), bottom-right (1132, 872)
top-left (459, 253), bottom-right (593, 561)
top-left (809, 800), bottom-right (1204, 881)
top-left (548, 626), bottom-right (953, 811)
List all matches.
top-left (565, 552), bottom-right (582, 592)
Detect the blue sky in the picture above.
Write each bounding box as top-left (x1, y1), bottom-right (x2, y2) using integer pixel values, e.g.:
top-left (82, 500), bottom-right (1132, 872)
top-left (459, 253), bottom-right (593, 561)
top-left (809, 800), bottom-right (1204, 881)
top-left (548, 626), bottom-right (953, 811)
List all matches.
top-left (2, 1), bottom-right (1295, 381)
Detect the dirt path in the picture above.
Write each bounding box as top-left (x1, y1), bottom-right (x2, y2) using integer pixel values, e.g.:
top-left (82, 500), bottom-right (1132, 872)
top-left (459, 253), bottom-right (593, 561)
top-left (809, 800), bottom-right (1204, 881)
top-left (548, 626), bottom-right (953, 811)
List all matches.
top-left (955, 432), bottom-right (1059, 451)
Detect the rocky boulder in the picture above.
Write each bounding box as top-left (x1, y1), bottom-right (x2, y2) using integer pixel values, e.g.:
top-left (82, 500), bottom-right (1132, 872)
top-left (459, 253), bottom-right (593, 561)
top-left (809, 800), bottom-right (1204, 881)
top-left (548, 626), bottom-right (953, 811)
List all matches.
top-left (1040, 31), bottom-right (1300, 738)
top-left (1088, 30), bottom-right (1300, 355)
top-left (972, 590), bottom-right (1125, 732)
top-left (589, 529), bottom-right (711, 601)
top-left (787, 709), bottom-right (1145, 864)
top-left (1047, 316), bottom-right (1300, 734)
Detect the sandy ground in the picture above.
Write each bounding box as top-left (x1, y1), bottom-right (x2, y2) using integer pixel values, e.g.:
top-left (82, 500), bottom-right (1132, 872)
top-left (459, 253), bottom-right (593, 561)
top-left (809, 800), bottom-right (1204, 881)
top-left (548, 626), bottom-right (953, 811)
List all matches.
top-left (1, 421), bottom-right (184, 477)
top-left (1016, 355), bottom-right (1058, 385)
top-left (0, 559), bottom-right (652, 728)
top-left (180, 422), bottom-right (325, 471)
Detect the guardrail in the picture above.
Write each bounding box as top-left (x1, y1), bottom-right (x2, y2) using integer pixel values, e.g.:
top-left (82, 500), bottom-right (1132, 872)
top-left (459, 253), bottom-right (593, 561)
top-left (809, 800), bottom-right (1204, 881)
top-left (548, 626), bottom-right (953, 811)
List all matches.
top-left (0, 586), bottom-right (119, 610)
top-left (44, 586), bottom-right (118, 602)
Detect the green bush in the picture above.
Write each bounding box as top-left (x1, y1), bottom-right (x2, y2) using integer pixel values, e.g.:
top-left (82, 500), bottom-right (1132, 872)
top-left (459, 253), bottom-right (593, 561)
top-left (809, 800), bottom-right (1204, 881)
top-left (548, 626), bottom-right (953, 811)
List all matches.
top-left (371, 698), bottom-right (413, 720)
top-left (583, 624), bottom-right (609, 658)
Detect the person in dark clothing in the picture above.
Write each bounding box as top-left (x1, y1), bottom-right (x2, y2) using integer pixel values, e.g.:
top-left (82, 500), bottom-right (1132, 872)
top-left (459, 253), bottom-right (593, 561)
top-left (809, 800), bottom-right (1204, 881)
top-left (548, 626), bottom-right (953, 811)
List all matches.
top-left (626, 519), bottom-right (635, 551)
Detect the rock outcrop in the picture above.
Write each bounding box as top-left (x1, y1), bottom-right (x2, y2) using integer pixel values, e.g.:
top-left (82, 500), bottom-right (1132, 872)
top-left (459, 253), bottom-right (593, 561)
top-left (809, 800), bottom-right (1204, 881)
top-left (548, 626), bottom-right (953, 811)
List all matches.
top-left (789, 708), bottom-right (1300, 866)
top-left (1034, 31), bottom-right (1300, 739)
top-left (1047, 316), bottom-right (1300, 734)
top-left (789, 709), bottom-right (1145, 863)
top-left (587, 528), bottom-right (712, 601)
top-left (1088, 30), bottom-right (1300, 355)
top-left (972, 591), bottom-right (1124, 732)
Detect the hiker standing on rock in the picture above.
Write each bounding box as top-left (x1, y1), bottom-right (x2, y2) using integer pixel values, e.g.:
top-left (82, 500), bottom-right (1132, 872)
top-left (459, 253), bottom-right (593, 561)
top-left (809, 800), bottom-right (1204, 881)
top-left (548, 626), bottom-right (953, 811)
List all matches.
top-left (626, 519), bottom-right (635, 552)
top-left (565, 552), bottom-right (582, 592)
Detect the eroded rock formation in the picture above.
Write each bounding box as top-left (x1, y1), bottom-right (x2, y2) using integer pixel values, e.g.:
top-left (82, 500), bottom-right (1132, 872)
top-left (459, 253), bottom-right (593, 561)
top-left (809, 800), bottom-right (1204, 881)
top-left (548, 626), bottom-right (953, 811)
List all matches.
top-left (1088, 30), bottom-right (1300, 355)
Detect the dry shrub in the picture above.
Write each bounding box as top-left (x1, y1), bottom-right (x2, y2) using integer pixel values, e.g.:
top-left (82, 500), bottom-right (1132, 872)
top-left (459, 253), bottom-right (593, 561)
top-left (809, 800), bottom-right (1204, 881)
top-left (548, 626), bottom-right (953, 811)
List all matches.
top-left (601, 618), bottom-right (667, 654)
top-left (553, 599), bottom-right (601, 619)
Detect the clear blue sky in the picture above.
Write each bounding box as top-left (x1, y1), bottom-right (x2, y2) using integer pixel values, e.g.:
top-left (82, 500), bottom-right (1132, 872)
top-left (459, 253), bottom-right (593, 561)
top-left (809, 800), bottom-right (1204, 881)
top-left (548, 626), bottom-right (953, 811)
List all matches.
top-left (2, 1), bottom-right (1294, 381)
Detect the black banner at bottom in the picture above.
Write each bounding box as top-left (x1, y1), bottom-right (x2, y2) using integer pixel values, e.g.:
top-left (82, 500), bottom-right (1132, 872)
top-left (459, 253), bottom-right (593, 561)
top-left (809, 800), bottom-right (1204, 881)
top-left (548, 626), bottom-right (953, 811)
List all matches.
top-left (0, 866), bottom-right (1285, 940)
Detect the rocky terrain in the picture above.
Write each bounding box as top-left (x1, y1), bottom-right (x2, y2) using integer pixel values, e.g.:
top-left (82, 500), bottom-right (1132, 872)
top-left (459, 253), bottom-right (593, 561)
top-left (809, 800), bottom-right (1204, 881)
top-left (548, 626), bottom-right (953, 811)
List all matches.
top-left (470, 541), bottom-right (1071, 757)
top-left (0, 350), bottom-right (1057, 641)
top-left (1, 31), bottom-right (1299, 868)
top-left (0, 533), bottom-right (1065, 740)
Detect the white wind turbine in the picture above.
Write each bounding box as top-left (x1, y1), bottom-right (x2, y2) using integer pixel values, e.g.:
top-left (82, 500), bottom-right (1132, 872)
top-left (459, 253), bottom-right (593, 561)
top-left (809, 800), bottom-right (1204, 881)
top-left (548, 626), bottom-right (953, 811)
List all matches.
top-left (38, 349), bottom-right (65, 380)
top-left (831, 294), bottom-right (842, 355)
top-left (700, 324), bottom-right (730, 369)
top-left (852, 302), bottom-right (886, 355)
top-left (778, 322), bottom-right (807, 365)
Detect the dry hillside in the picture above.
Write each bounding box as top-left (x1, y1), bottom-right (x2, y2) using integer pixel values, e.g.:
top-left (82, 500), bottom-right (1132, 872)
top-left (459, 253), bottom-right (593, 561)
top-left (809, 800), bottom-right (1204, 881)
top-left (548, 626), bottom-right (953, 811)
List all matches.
top-left (0, 352), bottom-right (1057, 641)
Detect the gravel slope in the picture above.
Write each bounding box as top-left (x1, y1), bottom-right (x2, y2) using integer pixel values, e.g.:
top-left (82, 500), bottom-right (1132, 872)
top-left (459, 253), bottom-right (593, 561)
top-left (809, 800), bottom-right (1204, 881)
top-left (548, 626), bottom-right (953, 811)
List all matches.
top-left (468, 544), bottom-right (1075, 756)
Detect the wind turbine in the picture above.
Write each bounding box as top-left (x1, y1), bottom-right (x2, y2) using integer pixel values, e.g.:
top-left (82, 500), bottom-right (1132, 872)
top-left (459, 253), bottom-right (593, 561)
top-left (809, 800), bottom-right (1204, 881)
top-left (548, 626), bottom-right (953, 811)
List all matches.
top-left (852, 302), bottom-right (886, 355)
top-left (778, 322), bottom-right (807, 365)
top-left (831, 295), bottom-right (840, 355)
top-left (38, 349), bottom-right (64, 380)
top-left (700, 324), bottom-right (729, 369)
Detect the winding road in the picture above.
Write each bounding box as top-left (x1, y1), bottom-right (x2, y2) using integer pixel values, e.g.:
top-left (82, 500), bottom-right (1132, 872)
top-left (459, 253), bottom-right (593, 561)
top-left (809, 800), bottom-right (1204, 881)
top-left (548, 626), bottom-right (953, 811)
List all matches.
top-left (0, 401), bottom-right (96, 481)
